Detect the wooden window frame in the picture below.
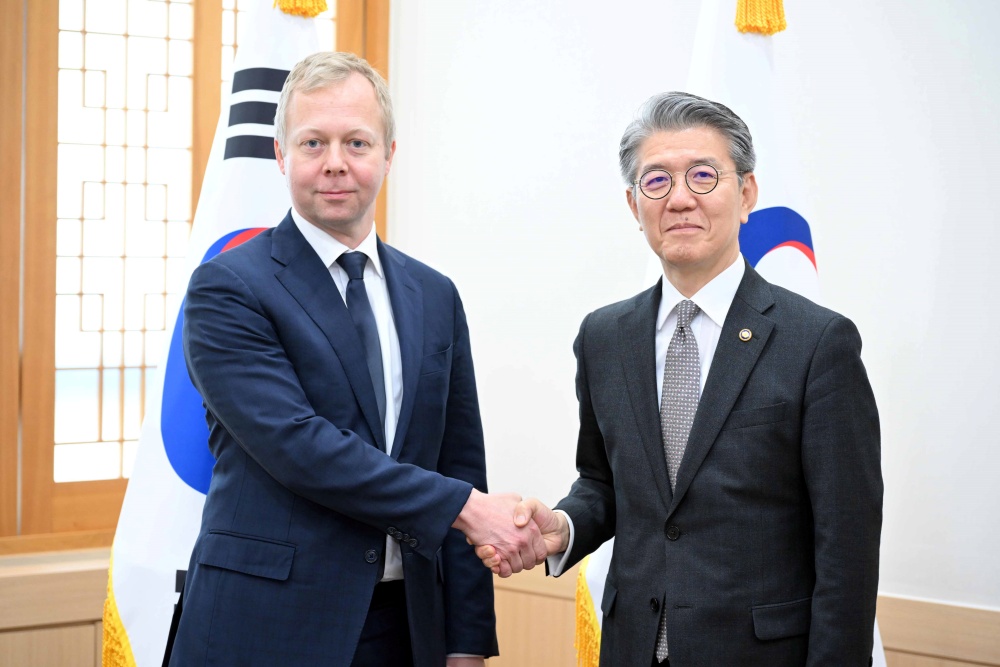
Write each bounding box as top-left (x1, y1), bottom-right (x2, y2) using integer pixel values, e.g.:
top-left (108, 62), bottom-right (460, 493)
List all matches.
top-left (0, 0), bottom-right (389, 555)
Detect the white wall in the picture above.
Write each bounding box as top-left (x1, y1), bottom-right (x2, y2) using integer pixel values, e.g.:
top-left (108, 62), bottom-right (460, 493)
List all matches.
top-left (388, 1), bottom-right (1000, 609)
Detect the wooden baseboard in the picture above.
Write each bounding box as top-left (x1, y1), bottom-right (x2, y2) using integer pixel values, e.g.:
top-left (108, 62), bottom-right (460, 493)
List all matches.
top-left (878, 595), bottom-right (1000, 666)
top-left (0, 548), bottom-right (110, 632)
top-left (0, 530), bottom-right (114, 556)
top-left (1, 548), bottom-right (997, 667)
top-left (494, 568), bottom-right (1000, 667)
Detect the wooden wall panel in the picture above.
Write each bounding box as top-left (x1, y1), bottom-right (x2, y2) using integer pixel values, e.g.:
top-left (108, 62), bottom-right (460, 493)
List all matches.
top-left (878, 595), bottom-right (1000, 666)
top-left (489, 565), bottom-right (578, 667)
top-left (93, 622), bottom-right (102, 667)
top-left (0, 549), bottom-right (108, 631)
top-left (366, 0), bottom-right (390, 242)
top-left (363, 0), bottom-right (391, 78)
top-left (20, 0), bottom-right (59, 536)
top-left (492, 587), bottom-right (576, 667)
top-left (885, 651), bottom-right (980, 667)
top-left (336, 0), bottom-right (366, 56)
top-left (51, 480), bottom-right (127, 533)
top-left (0, 624), bottom-right (96, 667)
top-left (0, 529), bottom-right (115, 557)
top-left (1, 549), bottom-right (999, 667)
top-left (0, 0), bottom-right (25, 540)
top-left (336, 0), bottom-right (390, 241)
top-left (192, 0), bottom-right (224, 215)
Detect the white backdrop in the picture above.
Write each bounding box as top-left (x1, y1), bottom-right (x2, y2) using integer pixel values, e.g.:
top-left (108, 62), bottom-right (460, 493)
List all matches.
top-left (387, 1), bottom-right (1000, 609)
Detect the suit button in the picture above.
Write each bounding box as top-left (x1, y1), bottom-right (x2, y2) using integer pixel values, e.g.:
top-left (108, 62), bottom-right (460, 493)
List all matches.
top-left (407, 538), bottom-right (418, 548)
top-left (364, 549), bottom-right (378, 564)
top-left (650, 598), bottom-right (660, 613)
top-left (387, 526), bottom-right (397, 536)
top-left (401, 533), bottom-right (410, 542)
top-left (665, 525), bottom-right (681, 541)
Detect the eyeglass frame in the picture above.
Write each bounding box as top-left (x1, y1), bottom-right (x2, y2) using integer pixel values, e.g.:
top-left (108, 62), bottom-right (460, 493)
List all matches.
top-left (632, 163), bottom-right (747, 200)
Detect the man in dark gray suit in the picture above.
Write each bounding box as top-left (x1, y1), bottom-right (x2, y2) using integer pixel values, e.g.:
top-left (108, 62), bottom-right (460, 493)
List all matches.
top-left (477, 92), bottom-right (882, 666)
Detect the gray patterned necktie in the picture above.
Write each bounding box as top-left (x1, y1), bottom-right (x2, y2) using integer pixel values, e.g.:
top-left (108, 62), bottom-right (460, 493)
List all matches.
top-left (655, 298), bottom-right (701, 663)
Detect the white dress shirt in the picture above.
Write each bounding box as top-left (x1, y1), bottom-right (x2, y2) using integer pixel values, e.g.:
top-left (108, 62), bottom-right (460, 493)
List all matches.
top-left (290, 209), bottom-right (406, 581)
top-left (548, 255), bottom-right (746, 576)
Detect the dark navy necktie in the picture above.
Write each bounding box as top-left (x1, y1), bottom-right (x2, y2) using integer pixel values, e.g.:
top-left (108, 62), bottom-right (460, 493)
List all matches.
top-left (336, 252), bottom-right (387, 433)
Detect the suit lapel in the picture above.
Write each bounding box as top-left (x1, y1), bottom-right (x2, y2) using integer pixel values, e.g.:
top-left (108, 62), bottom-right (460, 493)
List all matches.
top-left (271, 215), bottom-right (387, 451)
top-left (618, 280), bottom-right (674, 508)
top-left (668, 263), bottom-right (775, 516)
top-left (379, 240), bottom-right (422, 460)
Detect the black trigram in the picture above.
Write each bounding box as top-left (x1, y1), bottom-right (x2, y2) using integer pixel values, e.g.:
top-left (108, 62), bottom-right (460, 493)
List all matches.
top-left (223, 67), bottom-right (289, 160)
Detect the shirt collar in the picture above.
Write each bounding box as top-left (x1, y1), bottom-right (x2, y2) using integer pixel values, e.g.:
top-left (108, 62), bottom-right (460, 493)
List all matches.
top-left (289, 207), bottom-right (384, 279)
top-left (657, 254), bottom-right (746, 332)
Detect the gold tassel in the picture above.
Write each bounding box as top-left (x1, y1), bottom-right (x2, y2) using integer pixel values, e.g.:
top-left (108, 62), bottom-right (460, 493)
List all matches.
top-left (102, 553), bottom-right (139, 667)
top-left (273, 0), bottom-right (328, 19)
top-left (574, 556), bottom-right (603, 667)
top-left (735, 0), bottom-right (787, 35)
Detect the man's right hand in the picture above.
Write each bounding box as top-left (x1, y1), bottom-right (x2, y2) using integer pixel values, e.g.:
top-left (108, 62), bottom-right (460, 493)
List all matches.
top-left (473, 497), bottom-right (570, 577)
top-left (452, 490), bottom-right (548, 578)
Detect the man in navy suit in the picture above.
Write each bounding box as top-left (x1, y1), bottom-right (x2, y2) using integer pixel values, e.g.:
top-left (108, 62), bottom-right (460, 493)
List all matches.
top-left (165, 52), bottom-right (544, 667)
top-left (479, 92), bottom-right (883, 666)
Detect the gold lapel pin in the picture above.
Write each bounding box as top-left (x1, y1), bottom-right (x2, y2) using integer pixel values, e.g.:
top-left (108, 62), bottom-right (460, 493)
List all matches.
top-left (739, 328), bottom-right (752, 342)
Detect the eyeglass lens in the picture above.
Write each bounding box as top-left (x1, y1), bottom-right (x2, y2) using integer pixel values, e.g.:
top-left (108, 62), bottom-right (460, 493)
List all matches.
top-left (639, 164), bottom-right (719, 198)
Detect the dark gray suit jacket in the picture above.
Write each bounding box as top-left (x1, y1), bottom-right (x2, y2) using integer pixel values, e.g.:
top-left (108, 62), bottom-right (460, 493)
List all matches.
top-left (555, 263), bottom-right (882, 667)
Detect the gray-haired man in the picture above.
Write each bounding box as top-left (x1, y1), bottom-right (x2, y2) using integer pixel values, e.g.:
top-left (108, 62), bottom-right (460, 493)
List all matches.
top-left (479, 91), bottom-right (882, 666)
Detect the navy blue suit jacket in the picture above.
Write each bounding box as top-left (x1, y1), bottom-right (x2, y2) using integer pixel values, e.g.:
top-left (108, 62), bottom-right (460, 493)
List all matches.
top-left (166, 213), bottom-right (497, 666)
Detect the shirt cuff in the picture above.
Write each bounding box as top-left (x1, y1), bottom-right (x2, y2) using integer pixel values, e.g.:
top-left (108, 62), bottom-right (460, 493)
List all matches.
top-left (545, 509), bottom-right (575, 577)
top-left (446, 654), bottom-right (484, 658)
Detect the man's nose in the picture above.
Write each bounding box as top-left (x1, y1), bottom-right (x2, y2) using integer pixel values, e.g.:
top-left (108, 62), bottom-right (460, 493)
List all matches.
top-left (665, 180), bottom-right (696, 210)
top-left (323, 146), bottom-right (347, 174)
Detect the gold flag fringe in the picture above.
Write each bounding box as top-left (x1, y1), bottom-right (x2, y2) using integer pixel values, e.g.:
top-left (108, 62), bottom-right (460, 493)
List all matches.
top-left (736, 0), bottom-right (787, 35)
top-left (274, 0), bottom-right (328, 19)
top-left (102, 552), bottom-right (138, 667)
top-left (574, 556), bottom-right (602, 667)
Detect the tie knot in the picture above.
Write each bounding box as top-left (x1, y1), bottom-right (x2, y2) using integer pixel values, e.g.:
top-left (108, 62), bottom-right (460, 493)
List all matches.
top-left (337, 251), bottom-right (368, 280)
top-left (676, 300), bottom-right (700, 328)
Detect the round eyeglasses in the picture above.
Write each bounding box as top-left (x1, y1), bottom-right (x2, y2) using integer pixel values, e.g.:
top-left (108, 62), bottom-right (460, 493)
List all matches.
top-left (634, 164), bottom-right (733, 199)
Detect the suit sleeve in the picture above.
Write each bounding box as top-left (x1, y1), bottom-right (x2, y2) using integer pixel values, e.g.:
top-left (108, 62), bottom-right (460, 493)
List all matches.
top-left (434, 287), bottom-right (499, 657)
top-left (801, 315), bottom-right (882, 665)
top-left (553, 313), bottom-right (617, 571)
top-left (183, 260), bottom-right (472, 560)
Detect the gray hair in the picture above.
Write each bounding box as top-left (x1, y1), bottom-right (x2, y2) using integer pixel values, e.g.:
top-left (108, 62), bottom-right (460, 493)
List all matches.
top-left (618, 91), bottom-right (756, 188)
top-left (274, 52), bottom-right (395, 156)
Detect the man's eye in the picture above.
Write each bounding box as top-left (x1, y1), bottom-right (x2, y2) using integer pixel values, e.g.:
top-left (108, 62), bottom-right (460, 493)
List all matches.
top-left (642, 173), bottom-right (671, 190)
top-left (303, 139), bottom-right (321, 149)
top-left (349, 140), bottom-right (368, 149)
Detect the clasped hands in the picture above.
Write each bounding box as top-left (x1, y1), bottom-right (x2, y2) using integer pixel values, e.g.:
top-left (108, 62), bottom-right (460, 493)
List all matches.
top-left (453, 490), bottom-right (569, 578)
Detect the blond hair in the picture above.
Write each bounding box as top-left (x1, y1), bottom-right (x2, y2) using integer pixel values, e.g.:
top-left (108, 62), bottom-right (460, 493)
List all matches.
top-left (274, 52), bottom-right (394, 156)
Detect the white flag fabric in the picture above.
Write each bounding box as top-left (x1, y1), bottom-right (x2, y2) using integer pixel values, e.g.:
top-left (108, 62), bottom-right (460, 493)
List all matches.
top-left (580, 1), bottom-right (887, 665)
top-left (102, 5), bottom-right (321, 665)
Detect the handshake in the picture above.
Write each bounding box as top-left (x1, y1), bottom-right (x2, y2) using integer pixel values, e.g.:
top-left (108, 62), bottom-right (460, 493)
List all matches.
top-left (452, 490), bottom-right (570, 578)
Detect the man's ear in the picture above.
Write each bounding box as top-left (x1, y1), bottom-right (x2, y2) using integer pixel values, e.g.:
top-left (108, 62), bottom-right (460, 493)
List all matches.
top-left (274, 139), bottom-right (286, 175)
top-left (740, 172), bottom-right (758, 222)
top-left (384, 140), bottom-right (396, 176)
top-left (626, 187), bottom-right (641, 224)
